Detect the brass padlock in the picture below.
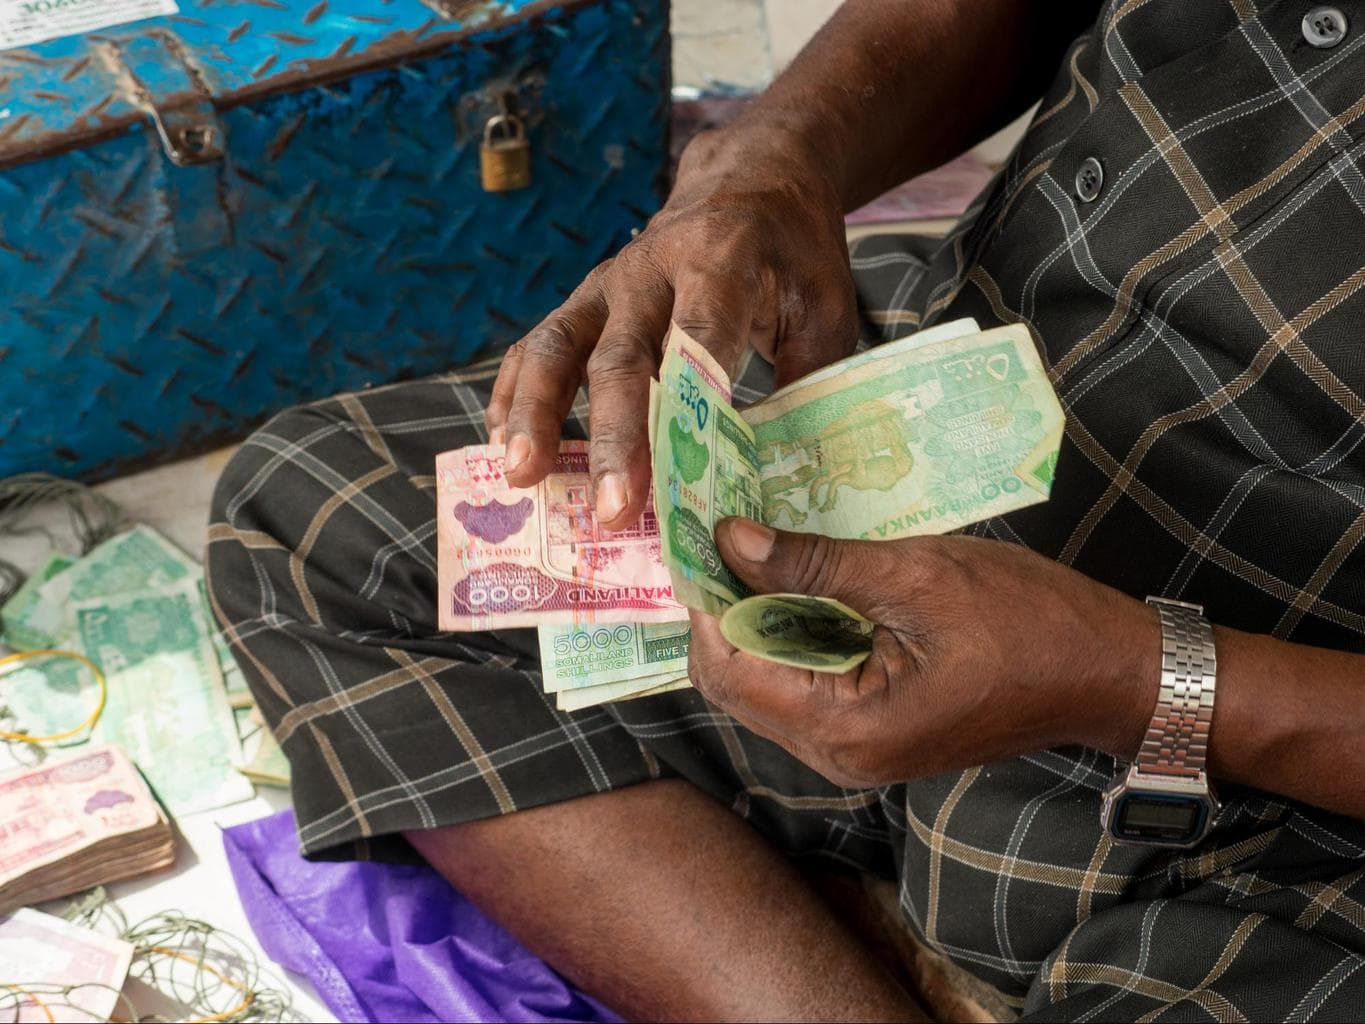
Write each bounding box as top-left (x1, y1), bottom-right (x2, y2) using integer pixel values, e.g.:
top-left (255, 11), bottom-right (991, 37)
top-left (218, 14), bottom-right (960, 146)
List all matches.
top-left (480, 114), bottom-right (531, 192)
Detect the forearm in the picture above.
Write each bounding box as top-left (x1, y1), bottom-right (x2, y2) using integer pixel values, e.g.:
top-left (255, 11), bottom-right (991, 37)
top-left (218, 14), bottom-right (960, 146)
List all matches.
top-left (711, 0), bottom-right (1098, 211)
top-left (1089, 600), bottom-right (1365, 821)
top-left (1204, 627), bottom-right (1365, 819)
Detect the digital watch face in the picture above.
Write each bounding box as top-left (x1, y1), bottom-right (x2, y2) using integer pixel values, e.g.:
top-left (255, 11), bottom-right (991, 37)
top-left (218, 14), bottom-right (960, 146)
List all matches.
top-left (1113, 793), bottom-right (1207, 844)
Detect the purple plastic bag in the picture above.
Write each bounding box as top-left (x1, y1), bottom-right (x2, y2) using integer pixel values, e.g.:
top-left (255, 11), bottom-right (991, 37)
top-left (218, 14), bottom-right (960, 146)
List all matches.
top-left (223, 810), bottom-right (621, 1024)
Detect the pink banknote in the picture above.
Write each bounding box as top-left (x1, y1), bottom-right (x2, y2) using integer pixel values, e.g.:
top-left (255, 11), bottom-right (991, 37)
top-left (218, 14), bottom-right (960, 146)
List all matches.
top-left (437, 442), bottom-right (683, 630)
top-left (0, 746), bottom-right (160, 887)
top-left (0, 908), bottom-right (134, 1022)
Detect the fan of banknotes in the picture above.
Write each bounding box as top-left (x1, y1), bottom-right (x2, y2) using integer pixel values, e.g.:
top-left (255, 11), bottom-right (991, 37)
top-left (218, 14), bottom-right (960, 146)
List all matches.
top-left (436, 318), bottom-right (1065, 708)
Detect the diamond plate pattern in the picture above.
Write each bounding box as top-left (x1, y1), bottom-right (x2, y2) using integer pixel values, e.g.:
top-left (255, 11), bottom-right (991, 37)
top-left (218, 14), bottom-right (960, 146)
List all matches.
top-left (0, 0), bottom-right (670, 479)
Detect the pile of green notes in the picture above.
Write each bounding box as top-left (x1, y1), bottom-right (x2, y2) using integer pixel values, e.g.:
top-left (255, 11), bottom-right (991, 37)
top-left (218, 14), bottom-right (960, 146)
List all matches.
top-left (0, 524), bottom-right (287, 813)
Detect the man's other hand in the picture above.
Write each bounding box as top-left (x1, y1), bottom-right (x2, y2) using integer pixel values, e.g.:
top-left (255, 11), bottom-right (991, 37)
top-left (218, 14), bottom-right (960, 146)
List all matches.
top-left (483, 129), bottom-right (859, 530)
top-left (686, 519), bottom-right (1161, 788)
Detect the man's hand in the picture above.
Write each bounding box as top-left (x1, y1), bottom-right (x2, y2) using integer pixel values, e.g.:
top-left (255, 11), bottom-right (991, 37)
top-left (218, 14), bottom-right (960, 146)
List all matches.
top-left (687, 518), bottom-right (1161, 789)
top-left (484, 129), bottom-right (859, 530)
top-left (479, 0), bottom-right (1094, 533)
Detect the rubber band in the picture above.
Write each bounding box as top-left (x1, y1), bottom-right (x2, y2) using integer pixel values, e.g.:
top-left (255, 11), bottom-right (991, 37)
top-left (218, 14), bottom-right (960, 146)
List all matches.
top-left (0, 649), bottom-right (107, 744)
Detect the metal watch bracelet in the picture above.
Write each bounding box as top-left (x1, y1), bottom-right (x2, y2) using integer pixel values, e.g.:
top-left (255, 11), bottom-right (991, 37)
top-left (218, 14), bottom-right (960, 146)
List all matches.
top-left (1137, 596), bottom-right (1217, 778)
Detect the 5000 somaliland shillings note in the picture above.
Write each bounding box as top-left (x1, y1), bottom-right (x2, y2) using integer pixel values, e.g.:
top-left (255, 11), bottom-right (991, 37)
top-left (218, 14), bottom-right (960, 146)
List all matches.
top-left (437, 442), bottom-right (683, 630)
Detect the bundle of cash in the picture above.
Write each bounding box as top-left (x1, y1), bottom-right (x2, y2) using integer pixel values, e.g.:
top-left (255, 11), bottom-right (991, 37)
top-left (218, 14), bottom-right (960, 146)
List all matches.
top-left (537, 621), bottom-right (690, 710)
top-left (434, 442), bottom-right (690, 704)
top-left (0, 746), bottom-right (175, 914)
top-left (648, 318), bottom-right (1063, 668)
top-left (435, 317), bottom-right (1065, 700)
top-left (0, 526), bottom-right (254, 814)
top-left (436, 442), bottom-right (682, 630)
top-left (0, 907), bottom-right (135, 1022)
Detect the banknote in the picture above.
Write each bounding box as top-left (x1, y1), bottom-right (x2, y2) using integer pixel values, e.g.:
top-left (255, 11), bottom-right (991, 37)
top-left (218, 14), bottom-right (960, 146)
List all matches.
top-left (198, 578), bottom-right (250, 703)
top-left (92, 650), bottom-right (254, 814)
top-left (646, 322), bottom-right (1064, 669)
top-left (719, 594), bottom-right (875, 672)
top-left (0, 656), bottom-right (99, 745)
top-left (437, 442), bottom-right (683, 630)
top-left (0, 552), bottom-right (75, 650)
top-left (554, 674), bottom-right (690, 712)
top-left (64, 525), bottom-right (198, 603)
top-left (239, 726), bottom-right (291, 787)
top-left (75, 589), bottom-right (252, 815)
top-left (760, 316), bottom-right (980, 402)
top-left (537, 620), bottom-right (690, 691)
top-left (75, 586), bottom-right (206, 675)
top-left (0, 908), bottom-right (134, 1023)
top-left (0, 527), bottom-right (199, 652)
top-left (0, 746), bottom-right (160, 879)
top-left (743, 323), bottom-right (1064, 539)
top-left (650, 329), bottom-right (763, 614)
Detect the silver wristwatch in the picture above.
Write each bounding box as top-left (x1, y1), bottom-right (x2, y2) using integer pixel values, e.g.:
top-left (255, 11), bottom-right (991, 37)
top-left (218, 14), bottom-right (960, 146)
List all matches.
top-left (1100, 596), bottom-right (1220, 847)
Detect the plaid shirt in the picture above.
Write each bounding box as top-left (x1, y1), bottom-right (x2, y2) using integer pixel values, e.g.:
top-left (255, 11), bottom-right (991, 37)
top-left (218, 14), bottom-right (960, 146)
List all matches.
top-left (208, 2), bottom-right (1365, 1019)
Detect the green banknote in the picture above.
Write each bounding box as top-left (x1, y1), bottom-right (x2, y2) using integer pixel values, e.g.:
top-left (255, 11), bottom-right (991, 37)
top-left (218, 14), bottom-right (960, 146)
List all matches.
top-left (240, 727), bottom-right (291, 787)
top-left (92, 648), bottom-right (254, 814)
top-left (719, 594), bottom-right (875, 673)
top-left (651, 334), bottom-right (763, 614)
top-left (76, 587), bottom-right (206, 674)
top-left (0, 553), bottom-right (75, 650)
top-left (198, 578), bottom-right (249, 702)
top-left (554, 674), bottom-right (689, 712)
top-left (648, 320), bottom-right (1065, 671)
top-left (75, 586), bottom-right (252, 814)
top-left (760, 317), bottom-right (980, 402)
top-left (0, 657), bottom-right (98, 745)
top-left (538, 620), bottom-right (690, 691)
top-left (0, 528), bottom-right (200, 652)
top-left (743, 323), bottom-right (1063, 539)
top-left (66, 525), bottom-right (199, 603)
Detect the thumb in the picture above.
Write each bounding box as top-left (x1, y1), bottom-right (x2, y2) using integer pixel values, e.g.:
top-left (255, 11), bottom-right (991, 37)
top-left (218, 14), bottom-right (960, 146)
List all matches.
top-left (714, 517), bottom-right (885, 614)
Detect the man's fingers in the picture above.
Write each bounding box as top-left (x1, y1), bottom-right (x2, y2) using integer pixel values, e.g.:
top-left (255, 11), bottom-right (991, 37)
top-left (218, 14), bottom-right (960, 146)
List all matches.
top-left (771, 264), bottom-right (859, 389)
top-left (502, 279), bottom-right (608, 486)
top-left (713, 518), bottom-right (900, 619)
top-left (583, 258), bottom-right (674, 529)
top-left (670, 266), bottom-right (758, 378)
top-left (686, 610), bottom-right (818, 734)
top-left (485, 342), bottom-right (524, 444)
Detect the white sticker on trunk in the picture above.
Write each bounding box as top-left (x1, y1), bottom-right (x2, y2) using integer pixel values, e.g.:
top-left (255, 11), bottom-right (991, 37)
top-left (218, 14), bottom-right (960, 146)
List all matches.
top-left (0, 0), bottom-right (177, 50)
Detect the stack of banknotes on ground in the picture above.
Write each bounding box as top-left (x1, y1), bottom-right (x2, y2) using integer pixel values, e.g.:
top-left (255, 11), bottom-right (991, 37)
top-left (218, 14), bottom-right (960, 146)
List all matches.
top-left (0, 746), bottom-right (174, 914)
top-left (0, 523), bottom-right (288, 804)
top-left (437, 317), bottom-right (1065, 707)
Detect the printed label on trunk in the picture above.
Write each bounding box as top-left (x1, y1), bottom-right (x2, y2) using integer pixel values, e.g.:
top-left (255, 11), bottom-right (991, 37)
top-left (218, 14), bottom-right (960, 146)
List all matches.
top-left (0, 0), bottom-right (177, 50)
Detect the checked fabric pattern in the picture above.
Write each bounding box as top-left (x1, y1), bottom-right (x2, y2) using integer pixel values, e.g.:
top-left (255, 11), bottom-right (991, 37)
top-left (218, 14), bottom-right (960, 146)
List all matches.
top-left (208, 1), bottom-right (1365, 1019)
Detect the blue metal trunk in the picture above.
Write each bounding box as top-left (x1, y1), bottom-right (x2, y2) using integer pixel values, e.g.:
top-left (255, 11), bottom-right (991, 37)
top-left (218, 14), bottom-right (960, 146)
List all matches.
top-left (0, 0), bottom-right (670, 480)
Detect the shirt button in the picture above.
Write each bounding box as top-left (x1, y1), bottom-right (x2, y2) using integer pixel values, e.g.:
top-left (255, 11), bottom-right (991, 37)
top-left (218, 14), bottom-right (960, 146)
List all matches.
top-left (1303, 6), bottom-right (1348, 47)
top-left (1074, 156), bottom-right (1104, 203)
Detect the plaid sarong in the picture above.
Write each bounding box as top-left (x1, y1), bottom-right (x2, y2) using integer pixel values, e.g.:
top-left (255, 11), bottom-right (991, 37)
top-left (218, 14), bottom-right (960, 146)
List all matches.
top-left (207, 2), bottom-right (1365, 1017)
